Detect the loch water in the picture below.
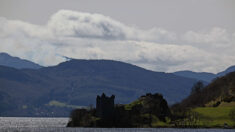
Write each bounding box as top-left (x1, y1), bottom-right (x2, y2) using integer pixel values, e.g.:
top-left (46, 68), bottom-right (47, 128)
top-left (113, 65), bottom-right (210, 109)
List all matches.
top-left (0, 117), bottom-right (234, 132)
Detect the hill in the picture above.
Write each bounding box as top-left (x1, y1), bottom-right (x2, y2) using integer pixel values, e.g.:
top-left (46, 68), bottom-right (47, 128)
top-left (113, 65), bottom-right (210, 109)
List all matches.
top-left (0, 52), bottom-right (42, 69)
top-left (171, 72), bottom-right (235, 128)
top-left (178, 72), bottom-right (235, 108)
top-left (0, 59), bottom-right (197, 116)
top-left (173, 71), bottom-right (216, 83)
top-left (217, 66), bottom-right (235, 77)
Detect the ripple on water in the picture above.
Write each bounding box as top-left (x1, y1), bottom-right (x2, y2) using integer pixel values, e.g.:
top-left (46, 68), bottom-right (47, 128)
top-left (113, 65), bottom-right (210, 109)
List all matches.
top-left (0, 117), bottom-right (234, 132)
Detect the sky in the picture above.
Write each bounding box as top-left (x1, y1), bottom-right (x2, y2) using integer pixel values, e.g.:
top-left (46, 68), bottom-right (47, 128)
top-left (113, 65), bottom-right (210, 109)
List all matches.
top-left (0, 0), bottom-right (235, 73)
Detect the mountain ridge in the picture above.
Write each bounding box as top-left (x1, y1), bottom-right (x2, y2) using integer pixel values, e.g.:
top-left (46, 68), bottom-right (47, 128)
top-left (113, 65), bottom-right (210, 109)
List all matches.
top-left (174, 66), bottom-right (235, 83)
top-left (173, 70), bottom-right (217, 83)
top-left (1, 53), bottom-right (235, 117)
top-left (0, 59), bottom-right (197, 116)
top-left (0, 52), bottom-right (42, 69)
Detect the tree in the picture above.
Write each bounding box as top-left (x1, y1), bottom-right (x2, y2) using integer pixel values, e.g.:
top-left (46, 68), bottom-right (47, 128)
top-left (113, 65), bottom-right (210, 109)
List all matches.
top-left (191, 81), bottom-right (204, 94)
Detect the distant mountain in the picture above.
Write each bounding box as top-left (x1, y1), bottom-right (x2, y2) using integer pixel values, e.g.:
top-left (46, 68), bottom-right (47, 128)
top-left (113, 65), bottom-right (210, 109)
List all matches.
top-left (174, 65), bottom-right (235, 83)
top-left (0, 59), bottom-right (197, 117)
top-left (217, 65), bottom-right (235, 77)
top-left (0, 52), bottom-right (42, 69)
top-left (173, 71), bottom-right (217, 83)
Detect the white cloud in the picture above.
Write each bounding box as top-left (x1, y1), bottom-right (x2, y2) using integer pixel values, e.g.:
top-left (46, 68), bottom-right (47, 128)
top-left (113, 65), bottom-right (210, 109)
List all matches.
top-left (47, 10), bottom-right (176, 42)
top-left (182, 27), bottom-right (229, 44)
top-left (0, 10), bottom-right (235, 73)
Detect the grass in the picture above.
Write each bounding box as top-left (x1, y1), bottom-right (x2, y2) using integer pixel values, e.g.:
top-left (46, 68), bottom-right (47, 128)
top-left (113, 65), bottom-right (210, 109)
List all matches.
top-left (151, 116), bottom-right (172, 127)
top-left (192, 106), bottom-right (235, 127)
top-left (47, 100), bottom-right (87, 109)
top-left (124, 99), bottom-right (143, 110)
top-left (219, 101), bottom-right (235, 107)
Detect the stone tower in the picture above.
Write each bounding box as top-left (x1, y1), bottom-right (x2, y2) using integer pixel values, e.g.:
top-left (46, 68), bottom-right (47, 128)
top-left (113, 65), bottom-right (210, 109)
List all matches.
top-left (96, 93), bottom-right (115, 119)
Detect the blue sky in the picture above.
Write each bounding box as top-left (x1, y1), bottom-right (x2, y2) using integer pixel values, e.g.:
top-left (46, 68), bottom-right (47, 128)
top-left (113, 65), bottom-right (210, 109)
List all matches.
top-left (0, 0), bottom-right (235, 73)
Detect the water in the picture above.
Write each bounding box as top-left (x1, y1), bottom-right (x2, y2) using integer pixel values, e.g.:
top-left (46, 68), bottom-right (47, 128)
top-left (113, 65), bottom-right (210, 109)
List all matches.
top-left (0, 117), bottom-right (69, 128)
top-left (0, 117), bottom-right (234, 132)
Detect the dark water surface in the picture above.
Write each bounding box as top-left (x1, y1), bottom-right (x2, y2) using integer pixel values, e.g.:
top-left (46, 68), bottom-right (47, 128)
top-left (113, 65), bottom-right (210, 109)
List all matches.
top-left (0, 117), bottom-right (234, 132)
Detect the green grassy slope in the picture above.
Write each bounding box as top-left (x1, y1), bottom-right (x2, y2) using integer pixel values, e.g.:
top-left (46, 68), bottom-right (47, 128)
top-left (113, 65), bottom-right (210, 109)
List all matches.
top-left (193, 106), bottom-right (235, 127)
top-left (171, 72), bottom-right (235, 128)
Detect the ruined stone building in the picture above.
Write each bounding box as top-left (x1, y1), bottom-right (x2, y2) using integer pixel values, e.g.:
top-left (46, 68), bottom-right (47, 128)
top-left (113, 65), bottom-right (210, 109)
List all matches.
top-left (96, 93), bottom-right (115, 119)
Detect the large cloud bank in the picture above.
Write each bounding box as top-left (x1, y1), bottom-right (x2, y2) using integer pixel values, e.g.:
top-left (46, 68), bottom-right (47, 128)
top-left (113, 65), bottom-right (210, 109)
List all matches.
top-left (0, 10), bottom-right (235, 73)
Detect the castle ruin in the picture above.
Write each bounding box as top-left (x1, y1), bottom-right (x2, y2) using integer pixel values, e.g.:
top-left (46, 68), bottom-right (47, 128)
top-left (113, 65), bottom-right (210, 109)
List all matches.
top-left (96, 93), bottom-right (115, 119)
